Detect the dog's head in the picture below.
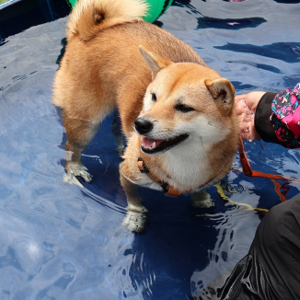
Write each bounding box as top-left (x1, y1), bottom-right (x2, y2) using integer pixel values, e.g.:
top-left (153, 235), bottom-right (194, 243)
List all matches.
top-left (135, 46), bottom-right (236, 155)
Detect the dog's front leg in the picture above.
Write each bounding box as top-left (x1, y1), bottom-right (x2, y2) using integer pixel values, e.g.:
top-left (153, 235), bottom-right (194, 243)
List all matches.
top-left (191, 189), bottom-right (215, 209)
top-left (120, 172), bottom-right (148, 233)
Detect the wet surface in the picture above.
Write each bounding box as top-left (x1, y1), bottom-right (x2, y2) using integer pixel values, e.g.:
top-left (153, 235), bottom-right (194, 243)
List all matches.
top-left (1, 0), bottom-right (300, 299)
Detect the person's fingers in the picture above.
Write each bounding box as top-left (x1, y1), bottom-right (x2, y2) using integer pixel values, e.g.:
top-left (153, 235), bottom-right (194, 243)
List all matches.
top-left (239, 119), bottom-right (261, 141)
top-left (240, 121), bottom-right (253, 140)
top-left (236, 98), bottom-right (255, 122)
top-left (235, 98), bottom-right (248, 115)
top-left (237, 107), bottom-right (259, 141)
top-left (239, 119), bottom-right (251, 140)
top-left (243, 109), bottom-right (254, 122)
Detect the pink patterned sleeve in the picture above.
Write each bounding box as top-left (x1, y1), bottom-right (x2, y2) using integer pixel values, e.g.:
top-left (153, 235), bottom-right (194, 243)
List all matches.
top-left (270, 83), bottom-right (300, 148)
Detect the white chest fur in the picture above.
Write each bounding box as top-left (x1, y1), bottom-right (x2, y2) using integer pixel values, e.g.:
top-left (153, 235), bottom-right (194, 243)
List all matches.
top-left (160, 140), bottom-right (214, 192)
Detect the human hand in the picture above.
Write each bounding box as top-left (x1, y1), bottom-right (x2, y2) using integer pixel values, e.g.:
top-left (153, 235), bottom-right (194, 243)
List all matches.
top-left (235, 92), bottom-right (266, 141)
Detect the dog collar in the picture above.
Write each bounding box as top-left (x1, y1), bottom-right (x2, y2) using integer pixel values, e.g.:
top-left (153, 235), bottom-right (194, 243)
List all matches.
top-left (137, 157), bottom-right (215, 196)
top-left (138, 157), bottom-right (180, 196)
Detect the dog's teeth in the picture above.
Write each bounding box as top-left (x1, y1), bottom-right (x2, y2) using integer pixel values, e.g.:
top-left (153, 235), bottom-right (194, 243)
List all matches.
top-left (144, 141), bottom-right (157, 150)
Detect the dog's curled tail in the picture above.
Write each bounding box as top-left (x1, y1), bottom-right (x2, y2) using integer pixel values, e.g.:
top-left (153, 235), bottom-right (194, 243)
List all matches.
top-left (67, 0), bottom-right (149, 41)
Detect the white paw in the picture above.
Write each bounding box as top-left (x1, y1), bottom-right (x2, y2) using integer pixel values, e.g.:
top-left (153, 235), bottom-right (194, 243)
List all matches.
top-left (63, 162), bottom-right (93, 188)
top-left (191, 190), bottom-right (215, 209)
top-left (191, 198), bottom-right (215, 209)
top-left (122, 211), bottom-right (148, 233)
top-left (63, 172), bottom-right (84, 188)
top-left (115, 144), bottom-right (125, 156)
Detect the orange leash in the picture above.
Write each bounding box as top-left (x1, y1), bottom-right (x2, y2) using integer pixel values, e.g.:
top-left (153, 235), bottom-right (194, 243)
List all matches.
top-left (239, 136), bottom-right (300, 201)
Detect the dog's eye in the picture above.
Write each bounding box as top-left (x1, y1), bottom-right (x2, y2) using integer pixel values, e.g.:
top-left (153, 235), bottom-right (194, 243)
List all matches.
top-left (151, 93), bottom-right (157, 102)
top-left (175, 103), bottom-right (194, 113)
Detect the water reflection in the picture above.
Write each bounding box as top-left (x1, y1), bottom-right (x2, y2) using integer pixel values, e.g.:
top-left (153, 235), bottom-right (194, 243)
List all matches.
top-left (215, 42), bottom-right (300, 63)
top-left (197, 17), bottom-right (266, 30)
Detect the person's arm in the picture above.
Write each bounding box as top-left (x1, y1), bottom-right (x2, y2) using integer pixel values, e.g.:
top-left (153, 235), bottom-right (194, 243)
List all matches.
top-left (236, 83), bottom-right (300, 148)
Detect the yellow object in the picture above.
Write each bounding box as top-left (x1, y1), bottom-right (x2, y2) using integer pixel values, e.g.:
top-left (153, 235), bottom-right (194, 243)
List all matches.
top-left (214, 183), bottom-right (269, 213)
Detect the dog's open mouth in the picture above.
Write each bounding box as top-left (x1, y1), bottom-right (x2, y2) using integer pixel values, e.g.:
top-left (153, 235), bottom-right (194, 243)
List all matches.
top-left (141, 134), bottom-right (189, 154)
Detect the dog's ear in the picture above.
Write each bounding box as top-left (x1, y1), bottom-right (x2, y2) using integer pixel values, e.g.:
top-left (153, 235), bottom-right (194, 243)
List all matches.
top-left (139, 45), bottom-right (172, 79)
top-left (205, 78), bottom-right (235, 115)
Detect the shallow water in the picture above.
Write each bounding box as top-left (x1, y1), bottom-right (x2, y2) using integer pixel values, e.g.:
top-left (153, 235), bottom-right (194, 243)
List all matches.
top-left (1, 0), bottom-right (300, 299)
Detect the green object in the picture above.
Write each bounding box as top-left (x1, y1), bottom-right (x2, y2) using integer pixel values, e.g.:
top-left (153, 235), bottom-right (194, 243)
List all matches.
top-left (67, 0), bottom-right (173, 23)
top-left (68, 0), bottom-right (76, 7)
top-left (143, 0), bottom-right (173, 23)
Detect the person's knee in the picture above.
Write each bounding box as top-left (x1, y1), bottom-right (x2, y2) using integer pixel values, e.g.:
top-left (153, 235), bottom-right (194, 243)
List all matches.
top-left (256, 194), bottom-right (300, 249)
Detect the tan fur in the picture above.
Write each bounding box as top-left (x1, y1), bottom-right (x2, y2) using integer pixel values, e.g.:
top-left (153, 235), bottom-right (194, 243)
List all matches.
top-left (67, 0), bottom-right (148, 41)
top-left (53, 0), bottom-right (239, 232)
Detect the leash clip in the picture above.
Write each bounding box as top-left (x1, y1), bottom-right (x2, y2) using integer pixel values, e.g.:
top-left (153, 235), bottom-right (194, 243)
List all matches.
top-left (138, 157), bottom-right (149, 173)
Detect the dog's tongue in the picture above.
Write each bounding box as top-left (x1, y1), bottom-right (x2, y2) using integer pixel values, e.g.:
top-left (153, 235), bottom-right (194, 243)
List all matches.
top-left (142, 137), bottom-right (164, 148)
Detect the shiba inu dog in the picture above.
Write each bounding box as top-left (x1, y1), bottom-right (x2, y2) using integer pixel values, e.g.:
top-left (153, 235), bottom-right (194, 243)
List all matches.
top-left (53, 0), bottom-right (239, 232)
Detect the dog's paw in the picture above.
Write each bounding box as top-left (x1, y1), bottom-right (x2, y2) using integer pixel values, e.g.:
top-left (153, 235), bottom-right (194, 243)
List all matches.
top-left (191, 198), bottom-right (215, 209)
top-left (63, 172), bottom-right (84, 188)
top-left (115, 144), bottom-right (125, 157)
top-left (122, 211), bottom-right (148, 233)
top-left (63, 162), bottom-right (93, 188)
top-left (191, 190), bottom-right (215, 209)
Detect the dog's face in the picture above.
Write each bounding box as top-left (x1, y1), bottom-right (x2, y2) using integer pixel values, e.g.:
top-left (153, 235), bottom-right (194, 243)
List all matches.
top-left (135, 46), bottom-right (236, 155)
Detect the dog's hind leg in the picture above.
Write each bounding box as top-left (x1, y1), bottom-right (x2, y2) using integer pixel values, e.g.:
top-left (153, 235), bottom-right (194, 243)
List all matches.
top-left (62, 111), bottom-right (101, 188)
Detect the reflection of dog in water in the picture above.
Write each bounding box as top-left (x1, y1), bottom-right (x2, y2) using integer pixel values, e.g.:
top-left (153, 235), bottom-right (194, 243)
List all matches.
top-left (53, 0), bottom-right (239, 232)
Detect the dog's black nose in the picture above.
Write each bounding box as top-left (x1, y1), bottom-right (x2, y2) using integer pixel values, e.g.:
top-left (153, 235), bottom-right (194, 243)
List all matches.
top-left (134, 118), bottom-right (153, 135)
